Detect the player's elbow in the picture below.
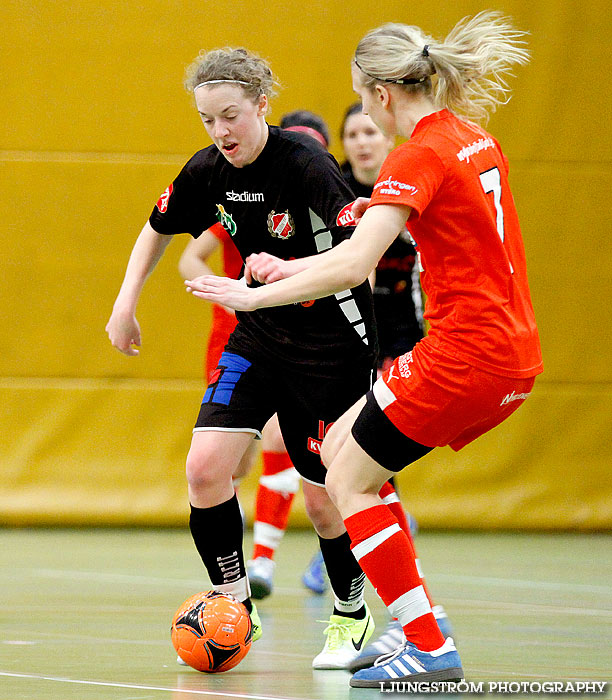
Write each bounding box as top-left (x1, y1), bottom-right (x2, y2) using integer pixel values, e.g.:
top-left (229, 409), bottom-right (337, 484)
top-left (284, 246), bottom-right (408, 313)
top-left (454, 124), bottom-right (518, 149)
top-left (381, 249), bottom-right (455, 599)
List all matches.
top-left (338, 251), bottom-right (371, 289)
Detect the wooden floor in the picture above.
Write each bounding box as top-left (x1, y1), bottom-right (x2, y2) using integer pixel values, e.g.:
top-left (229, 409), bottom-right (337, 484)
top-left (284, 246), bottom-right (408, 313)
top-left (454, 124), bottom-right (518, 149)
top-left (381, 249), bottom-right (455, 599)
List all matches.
top-left (0, 528), bottom-right (610, 699)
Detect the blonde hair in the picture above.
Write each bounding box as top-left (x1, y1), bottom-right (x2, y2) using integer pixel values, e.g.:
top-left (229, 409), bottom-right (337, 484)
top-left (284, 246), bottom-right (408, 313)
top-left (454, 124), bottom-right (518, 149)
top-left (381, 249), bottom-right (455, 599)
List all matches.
top-left (354, 11), bottom-right (530, 123)
top-left (184, 47), bottom-right (279, 103)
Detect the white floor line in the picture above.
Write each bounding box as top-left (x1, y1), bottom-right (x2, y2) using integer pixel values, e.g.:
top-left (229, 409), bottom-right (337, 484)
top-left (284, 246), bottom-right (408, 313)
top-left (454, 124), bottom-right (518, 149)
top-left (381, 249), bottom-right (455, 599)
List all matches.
top-left (5, 566), bottom-right (608, 598)
top-left (430, 573), bottom-right (612, 596)
top-left (2, 567), bottom-right (310, 596)
top-left (0, 671), bottom-right (306, 700)
top-left (442, 596), bottom-right (612, 617)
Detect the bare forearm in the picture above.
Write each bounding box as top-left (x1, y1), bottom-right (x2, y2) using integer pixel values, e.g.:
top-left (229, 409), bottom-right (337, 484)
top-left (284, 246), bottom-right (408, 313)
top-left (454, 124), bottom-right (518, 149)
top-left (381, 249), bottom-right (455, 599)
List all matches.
top-left (113, 222), bottom-right (173, 312)
top-left (184, 205), bottom-right (410, 313)
top-left (178, 255), bottom-right (215, 281)
top-left (251, 240), bottom-right (369, 308)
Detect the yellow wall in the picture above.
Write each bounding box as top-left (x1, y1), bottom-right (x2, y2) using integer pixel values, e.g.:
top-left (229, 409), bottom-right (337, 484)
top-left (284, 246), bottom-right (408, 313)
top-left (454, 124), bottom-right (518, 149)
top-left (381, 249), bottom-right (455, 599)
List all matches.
top-left (1, 0), bottom-right (611, 528)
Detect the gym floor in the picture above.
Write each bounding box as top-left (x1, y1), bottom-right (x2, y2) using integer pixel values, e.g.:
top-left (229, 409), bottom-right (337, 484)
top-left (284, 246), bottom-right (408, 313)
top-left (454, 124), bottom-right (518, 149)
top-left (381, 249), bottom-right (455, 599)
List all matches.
top-left (1, 527), bottom-right (610, 699)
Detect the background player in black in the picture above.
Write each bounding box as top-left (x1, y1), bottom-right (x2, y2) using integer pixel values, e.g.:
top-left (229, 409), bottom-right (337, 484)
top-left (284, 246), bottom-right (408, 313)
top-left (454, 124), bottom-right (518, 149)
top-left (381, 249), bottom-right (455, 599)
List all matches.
top-left (341, 102), bottom-right (424, 370)
top-left (106, 47), bottom-right (377, 669)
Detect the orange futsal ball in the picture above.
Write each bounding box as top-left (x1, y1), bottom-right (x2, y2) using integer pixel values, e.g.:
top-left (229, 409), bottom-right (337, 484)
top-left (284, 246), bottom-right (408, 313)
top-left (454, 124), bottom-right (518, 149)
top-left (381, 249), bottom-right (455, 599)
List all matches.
top-left (171, 590), bottom-right (252, 672)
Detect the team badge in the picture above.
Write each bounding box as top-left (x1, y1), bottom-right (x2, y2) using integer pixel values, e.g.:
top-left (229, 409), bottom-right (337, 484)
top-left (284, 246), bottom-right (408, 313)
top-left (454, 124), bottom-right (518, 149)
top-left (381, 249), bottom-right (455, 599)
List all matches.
top-left (216, 204), bottom-right (237, 237)
top-left (156, 184), bottom-right (173, 213)
top-left (267, 210), bottom-right (295, 239)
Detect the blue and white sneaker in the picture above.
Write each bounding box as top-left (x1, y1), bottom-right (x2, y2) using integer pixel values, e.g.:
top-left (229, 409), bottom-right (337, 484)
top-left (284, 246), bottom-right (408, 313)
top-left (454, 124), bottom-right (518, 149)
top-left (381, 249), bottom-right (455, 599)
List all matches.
top-left (348, 607), bottom-right (454, 672)
top-left (349, 637), bottom-right (463, 688)
top-left (302, 550), bottom-right (328, 595)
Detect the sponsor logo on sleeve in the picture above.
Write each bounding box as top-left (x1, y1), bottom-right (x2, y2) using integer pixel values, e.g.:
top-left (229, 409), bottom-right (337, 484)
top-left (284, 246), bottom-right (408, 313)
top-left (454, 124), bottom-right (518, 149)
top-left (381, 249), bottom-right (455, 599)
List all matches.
top-left (336, 202), bottom-right (356, 227)
top-left (267, 210), bottom-right (295, 239)
top-left (156, 184), bottom-right (173, 213)
top-left (374, 176), bottom-right (418, 197)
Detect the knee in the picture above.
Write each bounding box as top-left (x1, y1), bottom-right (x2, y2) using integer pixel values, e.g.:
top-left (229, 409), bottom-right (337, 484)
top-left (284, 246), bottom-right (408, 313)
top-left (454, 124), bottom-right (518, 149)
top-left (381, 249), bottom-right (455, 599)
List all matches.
top-left (324, 467), bottom-right (343, 509)
top-left (304, 489), bottom-right (342, 537)
top-left (320, 425), bottom-right (341, 470)
top-left (185, 443), bottom-right (228, 493)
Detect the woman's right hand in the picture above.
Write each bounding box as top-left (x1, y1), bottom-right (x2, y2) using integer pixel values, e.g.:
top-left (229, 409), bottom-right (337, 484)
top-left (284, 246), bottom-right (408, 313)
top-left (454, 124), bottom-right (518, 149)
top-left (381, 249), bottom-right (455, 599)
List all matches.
top-left (245, 252), bottom-right (291, 284)
top-left (105, 310), bottom-right (142, 356)
top-left (352, 197), bottom-right (371, 224)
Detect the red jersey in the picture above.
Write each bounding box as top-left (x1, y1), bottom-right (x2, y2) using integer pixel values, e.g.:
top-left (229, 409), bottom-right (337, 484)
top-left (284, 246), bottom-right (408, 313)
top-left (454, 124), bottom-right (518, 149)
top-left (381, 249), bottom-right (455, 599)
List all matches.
top-left (369, 110), bottom-right (542, 378)
top-left (209, 222), bottom-right (242, 279)
top-left (205, 222), bottom-right (241, 379)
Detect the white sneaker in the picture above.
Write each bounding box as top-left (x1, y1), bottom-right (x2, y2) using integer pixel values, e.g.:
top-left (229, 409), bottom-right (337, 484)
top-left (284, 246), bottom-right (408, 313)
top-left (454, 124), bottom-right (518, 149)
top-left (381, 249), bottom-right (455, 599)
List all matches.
top-left (347, 617), bottom-right (405, 672)
top-left (312, 604), bottom-right (375, 669)
top-left (247, 557), bottom-right (275, 599)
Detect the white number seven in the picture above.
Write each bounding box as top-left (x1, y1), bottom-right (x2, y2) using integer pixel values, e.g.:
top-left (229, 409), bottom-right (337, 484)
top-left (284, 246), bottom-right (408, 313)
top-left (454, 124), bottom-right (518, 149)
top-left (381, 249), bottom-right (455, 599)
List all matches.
top-left (479, 166), bottom-right (513, 273)
top-left (479, 167), bottom-right (504, 241)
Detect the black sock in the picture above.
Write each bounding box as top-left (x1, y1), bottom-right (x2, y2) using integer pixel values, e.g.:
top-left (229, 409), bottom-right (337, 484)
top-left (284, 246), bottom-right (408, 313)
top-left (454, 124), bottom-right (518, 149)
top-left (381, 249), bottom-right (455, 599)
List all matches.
top-left (318, 532), bottom-right (366, 618)
top-left (189, 495), bottom-right (249, 606)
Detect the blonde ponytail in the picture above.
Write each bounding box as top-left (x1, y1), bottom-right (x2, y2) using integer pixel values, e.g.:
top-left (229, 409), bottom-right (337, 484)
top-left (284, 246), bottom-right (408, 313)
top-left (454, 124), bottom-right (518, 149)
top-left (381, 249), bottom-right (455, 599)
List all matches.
top-left (354, 11), bottom-right (530, 123)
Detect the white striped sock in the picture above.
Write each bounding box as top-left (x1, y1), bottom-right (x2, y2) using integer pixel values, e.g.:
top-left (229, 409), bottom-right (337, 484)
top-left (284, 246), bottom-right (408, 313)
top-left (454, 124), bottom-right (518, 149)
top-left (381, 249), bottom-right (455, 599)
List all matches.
top-left (351, 523), bottom-right (401, 561)
top-left (388, 585), bottom-right (432, 626)
top-left (253, 521), bottom-right (284, 550)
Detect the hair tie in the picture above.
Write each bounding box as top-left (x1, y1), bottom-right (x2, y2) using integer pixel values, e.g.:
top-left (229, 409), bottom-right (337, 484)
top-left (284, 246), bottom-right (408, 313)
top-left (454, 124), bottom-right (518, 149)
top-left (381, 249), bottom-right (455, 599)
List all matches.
top-left (422, 45), bottom-right (430, 58)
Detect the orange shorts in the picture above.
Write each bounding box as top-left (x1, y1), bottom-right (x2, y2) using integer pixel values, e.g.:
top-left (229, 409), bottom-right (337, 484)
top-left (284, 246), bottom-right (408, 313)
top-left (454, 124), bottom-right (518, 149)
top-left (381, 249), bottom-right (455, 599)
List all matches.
top-left (373, 340), bottom-right (536, 451)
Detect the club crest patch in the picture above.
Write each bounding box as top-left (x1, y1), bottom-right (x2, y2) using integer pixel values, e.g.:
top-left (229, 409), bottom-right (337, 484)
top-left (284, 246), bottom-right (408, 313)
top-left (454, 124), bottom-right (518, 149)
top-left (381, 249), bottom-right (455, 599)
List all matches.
top-left (216, 204), bottom-right (237, 237)
top-left (267, 210), bottom-right (295, 239)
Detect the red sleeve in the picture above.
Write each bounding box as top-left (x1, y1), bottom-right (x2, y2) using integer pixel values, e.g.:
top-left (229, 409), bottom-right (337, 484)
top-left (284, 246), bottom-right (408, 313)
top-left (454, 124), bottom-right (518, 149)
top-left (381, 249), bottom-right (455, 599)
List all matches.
top-left (369, 143), bottom-right (445, 219)
top-left (208, 222), bottom-right (230, 243)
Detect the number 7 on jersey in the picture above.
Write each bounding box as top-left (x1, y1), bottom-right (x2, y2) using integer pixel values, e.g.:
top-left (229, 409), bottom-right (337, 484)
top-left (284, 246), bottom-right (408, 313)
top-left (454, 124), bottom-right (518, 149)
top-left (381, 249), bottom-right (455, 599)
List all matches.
top-left (479, 166), bottom-right (514, 273)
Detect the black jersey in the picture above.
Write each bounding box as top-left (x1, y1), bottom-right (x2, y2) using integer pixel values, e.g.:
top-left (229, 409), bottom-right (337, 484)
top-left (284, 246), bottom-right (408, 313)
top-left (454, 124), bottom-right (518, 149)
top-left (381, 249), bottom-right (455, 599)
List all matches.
top-left (150, 126), bottom-right (377, 374)
top-left (342, 162), bottom-right (423, 358)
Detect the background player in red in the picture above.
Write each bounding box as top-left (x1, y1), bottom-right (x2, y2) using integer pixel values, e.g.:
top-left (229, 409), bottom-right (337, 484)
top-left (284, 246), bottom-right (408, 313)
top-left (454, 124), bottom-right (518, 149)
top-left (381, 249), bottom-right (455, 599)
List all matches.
top-left (107, 47), bottom-right (380, 670)
top-left (185, 11), bottom-right (543, 686)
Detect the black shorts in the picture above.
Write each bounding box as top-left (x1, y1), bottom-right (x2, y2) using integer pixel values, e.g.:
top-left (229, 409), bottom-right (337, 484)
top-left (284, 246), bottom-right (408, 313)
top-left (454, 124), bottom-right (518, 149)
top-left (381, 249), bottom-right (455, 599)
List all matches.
top-left (195, 350), bottom-right (375, 486)
top-left (351, 390), bottom-right (433, 472)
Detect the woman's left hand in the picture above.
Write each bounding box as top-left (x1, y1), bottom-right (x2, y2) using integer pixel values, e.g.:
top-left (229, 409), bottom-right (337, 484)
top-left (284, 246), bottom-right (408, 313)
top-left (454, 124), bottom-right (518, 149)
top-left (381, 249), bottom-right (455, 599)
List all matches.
top-left (185, 275), bottom-right (258, 312)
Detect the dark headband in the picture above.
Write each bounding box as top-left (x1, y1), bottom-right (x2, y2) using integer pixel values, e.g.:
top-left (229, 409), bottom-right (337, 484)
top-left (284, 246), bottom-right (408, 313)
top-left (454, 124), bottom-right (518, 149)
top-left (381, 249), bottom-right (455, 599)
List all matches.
top-left (354, 57), bottom-right (431, 85)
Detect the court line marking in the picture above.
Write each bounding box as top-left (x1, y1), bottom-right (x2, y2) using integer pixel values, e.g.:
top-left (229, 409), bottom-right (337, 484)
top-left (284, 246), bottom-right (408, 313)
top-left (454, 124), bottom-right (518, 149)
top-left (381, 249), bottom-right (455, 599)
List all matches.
top-left (0, 672), bottom-right (305, 700)
top-left (442, 597), bottom-right (612, 617)
top-left (0, 634), bottom-right (314, 658)
top-left (430, 573), bottom-right (612, 595)
top-left (4, 567), bottom-right (610, 597)
top-left (1, 149), bottom-right (188, 165)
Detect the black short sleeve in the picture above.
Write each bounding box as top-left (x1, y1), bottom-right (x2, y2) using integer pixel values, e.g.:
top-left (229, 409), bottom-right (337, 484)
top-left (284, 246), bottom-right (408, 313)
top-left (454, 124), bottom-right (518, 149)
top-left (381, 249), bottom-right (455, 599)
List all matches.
top-left (302, 152), bottom-right (357, 245)
top-left (149, 151), bottom-right (218, 237)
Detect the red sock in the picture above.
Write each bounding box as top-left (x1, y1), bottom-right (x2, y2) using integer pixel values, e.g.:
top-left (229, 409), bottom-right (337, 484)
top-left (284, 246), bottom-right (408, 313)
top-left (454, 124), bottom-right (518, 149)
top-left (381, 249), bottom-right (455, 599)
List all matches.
top-left (345, 504), bottom-right (445, 652)
top-left (252, 452), bottom-right (298, 561)
top-left (378, 481), bottom-right (411, 535)
top-left (378, 482), bottom-right (436, 608)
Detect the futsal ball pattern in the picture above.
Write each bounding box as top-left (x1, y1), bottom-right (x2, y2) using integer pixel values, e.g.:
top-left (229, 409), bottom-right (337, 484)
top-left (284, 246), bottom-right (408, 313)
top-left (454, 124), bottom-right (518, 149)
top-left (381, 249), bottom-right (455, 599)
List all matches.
top-left (171, 590), bottom-right (252, 672)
